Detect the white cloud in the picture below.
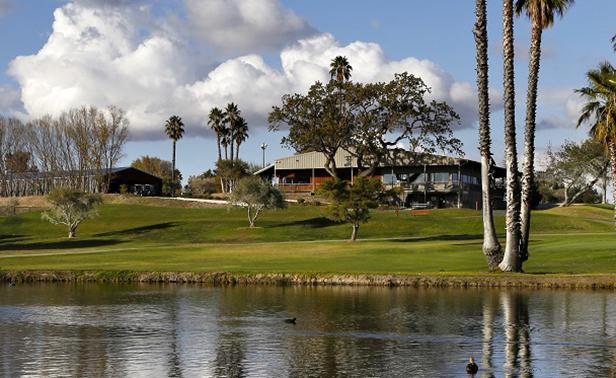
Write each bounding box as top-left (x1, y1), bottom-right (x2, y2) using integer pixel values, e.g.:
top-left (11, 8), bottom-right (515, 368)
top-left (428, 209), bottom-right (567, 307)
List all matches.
top-left (185, 0), bottom-right (316, 54)
top-left (0, 85), bottom-right (25, 118)
top-left (9, 2), bottom-right (486, 140)
top-left (537, 88), bottom-right (584, 129)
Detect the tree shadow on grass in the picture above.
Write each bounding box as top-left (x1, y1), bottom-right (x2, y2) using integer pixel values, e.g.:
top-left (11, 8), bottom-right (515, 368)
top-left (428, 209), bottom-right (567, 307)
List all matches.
top-left (95, 222), bottom-right (179, 237)
top-left (270, 217), bottom-right (339, 229)
top-left (0, 234), bottom-right (27, 244)
top-left (0, 238), bottom-right (124, 251)
top-left (386, 234), bottom-right (484, 244)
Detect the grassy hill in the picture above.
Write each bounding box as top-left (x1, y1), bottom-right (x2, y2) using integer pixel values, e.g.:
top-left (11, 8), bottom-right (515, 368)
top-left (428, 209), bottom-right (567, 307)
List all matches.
top-left (0, 199), bottom-right (614, 275)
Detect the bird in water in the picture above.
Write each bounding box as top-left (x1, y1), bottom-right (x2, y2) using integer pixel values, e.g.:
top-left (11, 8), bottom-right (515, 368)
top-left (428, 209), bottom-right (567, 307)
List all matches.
top-left (466, 357), bottom-right (478, 375)
top-left (284, 317), bottom-right (296, 324)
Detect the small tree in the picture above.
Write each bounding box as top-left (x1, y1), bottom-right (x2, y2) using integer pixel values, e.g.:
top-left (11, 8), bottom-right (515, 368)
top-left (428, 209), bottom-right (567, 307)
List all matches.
top-left (216, 159), bottom-right (249, 193)
top-left (320, 177), bottom-right (382, 241)
top-left (42, 188), bottom-right (102, 238)
top-left (230, 176), bottom-right (285, 228)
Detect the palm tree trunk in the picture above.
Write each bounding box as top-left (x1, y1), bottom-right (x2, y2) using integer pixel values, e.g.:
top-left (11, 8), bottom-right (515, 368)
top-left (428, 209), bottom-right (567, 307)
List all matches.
top-left (171, 140), bottom-right (176, 196)
top-left (236, 142), bottom-right (240, 161)
top-left (475, 0), bottom-right (501, 270)
top-left (229, 127), bottom-right (234, 163)
top-left (610, 140), bottom-right (616, 228)
top-left (519, 23), bottom-right (543, 263)
top-left (499, 0), bottom-right (522, 273)
top-left (216, 134), bottom-right (222, 162)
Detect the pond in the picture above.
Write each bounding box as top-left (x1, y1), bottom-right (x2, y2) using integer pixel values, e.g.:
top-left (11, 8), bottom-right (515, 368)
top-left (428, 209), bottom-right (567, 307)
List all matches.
top-left (0, 284), bottom-right (615, 377)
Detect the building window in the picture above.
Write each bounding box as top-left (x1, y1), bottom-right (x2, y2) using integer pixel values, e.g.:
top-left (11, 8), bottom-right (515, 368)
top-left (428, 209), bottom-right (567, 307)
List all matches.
top-left (432, 172), bottom-right (449, 183)
top-left (461, 174), bottom-right (479, 185)
top-left (382, 173), bottom-right (398, 185)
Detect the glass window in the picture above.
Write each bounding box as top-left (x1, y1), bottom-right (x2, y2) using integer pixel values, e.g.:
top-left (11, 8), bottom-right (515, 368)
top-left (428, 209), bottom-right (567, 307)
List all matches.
top-left (461, 175), bottom-right (479, 185)
top-left (382, 173), bottom-right (397, 184)
top-left (432, 172), bottom-right (449, 182)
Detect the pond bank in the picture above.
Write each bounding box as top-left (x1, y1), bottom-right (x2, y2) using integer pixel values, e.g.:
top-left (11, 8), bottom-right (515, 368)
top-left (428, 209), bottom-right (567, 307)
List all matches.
top-left (1, 270), bottom-right (615, 289)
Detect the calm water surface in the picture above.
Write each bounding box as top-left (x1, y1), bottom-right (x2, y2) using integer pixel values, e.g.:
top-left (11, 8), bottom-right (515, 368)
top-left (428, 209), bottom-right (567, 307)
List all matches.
top-left (1, 284), bottom-right (615, 377)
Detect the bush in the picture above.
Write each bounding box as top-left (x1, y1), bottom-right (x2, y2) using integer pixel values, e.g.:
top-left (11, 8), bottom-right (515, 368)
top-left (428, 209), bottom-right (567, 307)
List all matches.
top-left (297, 198), bottom-right (306, 205)
top-left (119, 184), bottom-right (129, 195)
top-left (186, 175), bottom-right (218, 198)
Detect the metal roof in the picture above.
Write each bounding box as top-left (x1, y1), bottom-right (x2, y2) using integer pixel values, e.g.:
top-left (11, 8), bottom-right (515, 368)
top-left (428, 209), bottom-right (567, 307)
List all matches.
top-left (270, 149), bottom-right (490, 171)
top-left (7, 166), bottom-right (163, 180)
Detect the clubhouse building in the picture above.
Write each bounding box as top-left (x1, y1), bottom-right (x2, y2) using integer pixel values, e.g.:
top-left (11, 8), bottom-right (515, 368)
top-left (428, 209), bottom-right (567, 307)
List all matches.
top-left (255, 150), bottom-right (506, 209)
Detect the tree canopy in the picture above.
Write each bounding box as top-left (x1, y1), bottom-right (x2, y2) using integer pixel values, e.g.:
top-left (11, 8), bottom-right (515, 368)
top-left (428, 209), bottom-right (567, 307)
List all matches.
top-left (543, 138), bottom-right (609, 206)
top-left (320, 177), bottom-right (382, 241)
top-left (269, 71), bottom-right (461, 179)
top-left (42, 188), bottom-right (102, 238)
top-left (230, 176), bottom-right (286, 228)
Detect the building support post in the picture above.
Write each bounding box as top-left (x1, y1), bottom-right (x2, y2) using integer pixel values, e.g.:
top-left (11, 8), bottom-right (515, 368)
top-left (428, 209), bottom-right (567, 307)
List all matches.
top-left (312, 166), bottom-right (315, 193)
top-left (458, 163), bottom-right (462, 208)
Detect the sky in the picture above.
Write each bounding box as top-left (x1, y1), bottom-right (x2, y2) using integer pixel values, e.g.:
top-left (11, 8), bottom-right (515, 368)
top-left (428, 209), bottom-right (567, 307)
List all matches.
top-left (0, 0), bottom-right (614, 181)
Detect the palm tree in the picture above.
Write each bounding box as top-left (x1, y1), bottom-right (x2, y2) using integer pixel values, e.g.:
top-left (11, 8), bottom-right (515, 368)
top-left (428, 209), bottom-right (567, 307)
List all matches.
top-left (329, 56), bottom-right (353, 82)
top-left (474, 0), bottom-right (502, 270)
top-left (234, 117), bottom-right (249, 161)
top-left (499, 0), bottom-right (523, 272)
top-left (208, 107), bottom-right (226, 162)
top-left (224, 102), bottom-right (241, 162)
top-left (164, 115), bottom-right (185, 196)
top-left (516, 0), bottom-right (574, 262)
top-left (576, 62), bottom-right (616, 225)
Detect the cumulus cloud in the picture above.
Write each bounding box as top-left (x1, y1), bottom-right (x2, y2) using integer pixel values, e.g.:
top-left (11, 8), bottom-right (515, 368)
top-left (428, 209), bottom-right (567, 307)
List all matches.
top-left (0, 85), bottom-right (25, 118)
top-left (185, 0), bottom-right (316, 54)
top-left (9, 1), bottom-right (487, 140)
top-left (537, 88), bottom-right (584, 129)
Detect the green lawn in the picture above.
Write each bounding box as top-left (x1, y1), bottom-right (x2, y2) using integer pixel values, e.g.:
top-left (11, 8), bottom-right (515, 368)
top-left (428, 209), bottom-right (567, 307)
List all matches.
top-left (0, 201), bottom-right (614, 275)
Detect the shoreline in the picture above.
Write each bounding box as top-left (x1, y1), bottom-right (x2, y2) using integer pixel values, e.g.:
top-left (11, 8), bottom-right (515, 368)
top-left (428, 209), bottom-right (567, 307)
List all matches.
top-left (1, 270), bottom-right (616, 289)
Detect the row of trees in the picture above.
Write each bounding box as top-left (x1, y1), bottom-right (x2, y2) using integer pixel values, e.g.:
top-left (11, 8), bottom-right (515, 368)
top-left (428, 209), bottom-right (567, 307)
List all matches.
top-left (476, 0), bottom-right (615, 272)
top-left (164, 103), bottom-right (251, 196)
top-left (208, 103), bottom-right (249, 162)
top-left (475, 0), bottom-right (578, 272)
top-left (0, 106), bottom-right (128, 196)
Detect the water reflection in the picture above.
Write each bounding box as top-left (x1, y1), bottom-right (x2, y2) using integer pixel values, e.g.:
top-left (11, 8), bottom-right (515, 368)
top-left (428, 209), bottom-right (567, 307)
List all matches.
top-left (1, 284), bottom-right (615, 377)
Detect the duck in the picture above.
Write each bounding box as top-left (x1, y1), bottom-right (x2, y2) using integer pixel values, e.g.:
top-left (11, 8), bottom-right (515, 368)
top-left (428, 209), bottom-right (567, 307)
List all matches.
top-left (284, 317), bottom-right (296, 324)
top-left (466, 357), bottom-right (478, 375)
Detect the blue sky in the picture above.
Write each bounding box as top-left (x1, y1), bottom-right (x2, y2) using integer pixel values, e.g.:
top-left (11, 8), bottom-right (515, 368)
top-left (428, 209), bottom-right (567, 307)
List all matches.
top-left (0, 0), bottom-right (614, 181)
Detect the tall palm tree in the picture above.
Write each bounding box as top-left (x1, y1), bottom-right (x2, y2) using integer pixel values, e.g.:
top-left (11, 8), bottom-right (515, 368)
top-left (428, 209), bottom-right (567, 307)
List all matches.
top-left (499, 0), bottom-right (523, 272)
top-left (208, 107), bottom-right (226, 162)
top-left (474, 0), bottom-right (501, 270)
top-left (329, 56), bottom-right (353, 82)
top-left (234, 117), bottom-right (249, 161)
top-left (224, 102), bottom-right (241, 162)
top-left (576, 62), bottom-right (616, 225)
top-left (516, 0), bottom-right (574, 262)
top-left (164, 115), bottom-right (185, 196)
